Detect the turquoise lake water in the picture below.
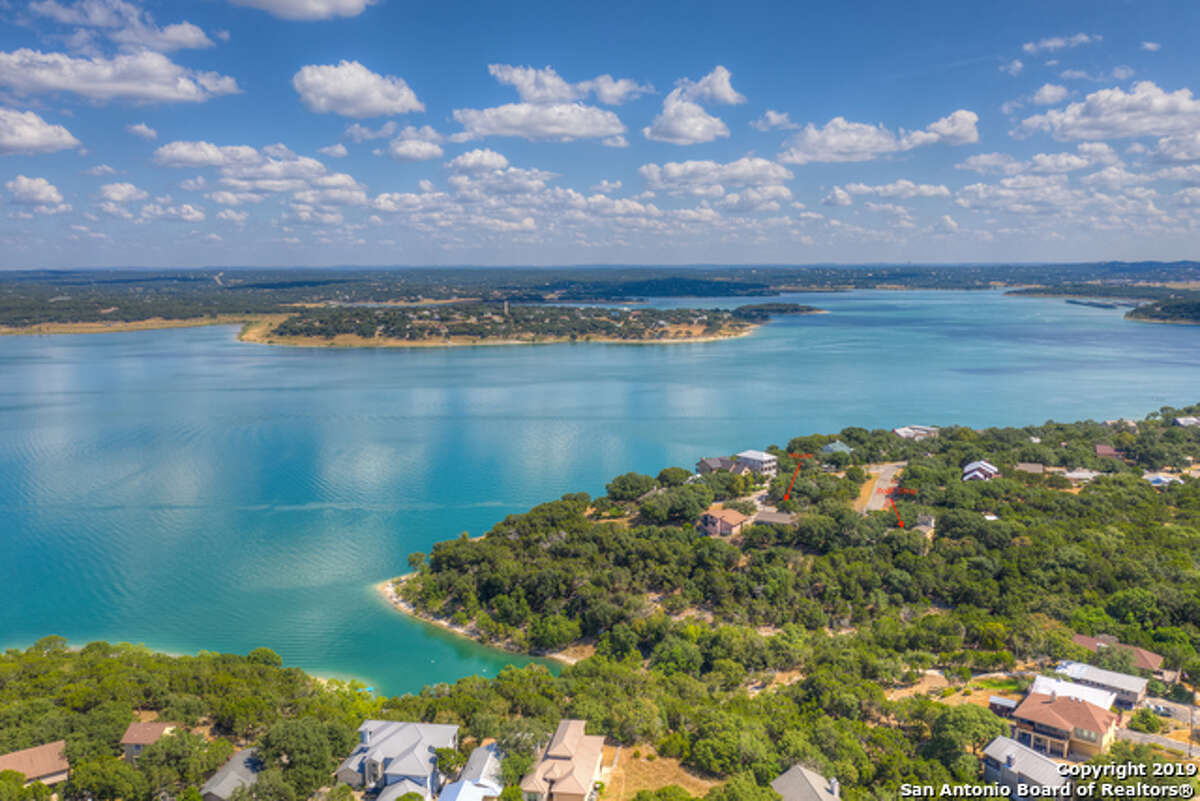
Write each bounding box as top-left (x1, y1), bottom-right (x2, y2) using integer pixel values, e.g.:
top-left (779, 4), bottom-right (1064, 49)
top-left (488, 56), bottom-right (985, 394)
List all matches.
top-left (2, 289), bottom-right (1199, 694)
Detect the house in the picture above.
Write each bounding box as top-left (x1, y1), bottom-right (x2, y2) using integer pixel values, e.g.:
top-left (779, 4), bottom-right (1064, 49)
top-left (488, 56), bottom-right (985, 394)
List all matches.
top-left (1055, 661), bottom-right (1148, 708)
top-left (1010, 693), bottom-right (1117, 758)
top-left (439, 743), bottom-right (502, 801)
top-left (1174, 416), bottom-right (1200, 428)
top-left (1144, 473), bottom-right (1183, 487)
top-left (913, 514), bottom-right (935, 534)
top-left (699, 504), bottom-right (749, 537)
top-left (769, 763), bottom-right (840, 801)
top-left (120, 721), bottom-right (179, 764)
top-left (734, 449), bottom-right (778, 477)
top-left (982, 736), bottom-right (1070, 794)
top-left (1064, 468), bottom-right (1101, 485)
top-left (962, 460), bottom-right (1000, 482)
top-left (336, 720), bottom-right (459, 801)
top-left (988, 697), bottom-right (1018, 718)
top-left (1071, 634), bottom-right (1171, 681)
top-left (893, 425), bottom-right (939, 440)
top-left (754, 510), bottom-right (796, 526)
top-left (1014, 462), bottom-right (1044, 475)
top-left (696, 456), bottom-right (734, 474)
top-left (201, 750), bottom-right (261, 801)
top-left (1104, 419), bottom-right (1138, 430)
top-left (519, 719), bottom-right (604, 801)
top-left (0, 741), bottom-right (69, 787)
top-left (1094, 444), bottom-right (1121, 460)
top-left (821, 441), bottom-right (853, 456)
top-left (1029, 676), bottom-right (1116, 710)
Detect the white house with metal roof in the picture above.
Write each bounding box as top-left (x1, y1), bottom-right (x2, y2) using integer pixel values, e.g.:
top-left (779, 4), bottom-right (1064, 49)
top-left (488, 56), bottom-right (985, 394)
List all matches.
top-left (1029, 675), bottom-right (1116, 710)
top-left (335, 721), bottom-right (459, 801)
top-left (1055, 661), bottom-right (1148, 708)
top-left (734, 450), bottom-right (778, 477)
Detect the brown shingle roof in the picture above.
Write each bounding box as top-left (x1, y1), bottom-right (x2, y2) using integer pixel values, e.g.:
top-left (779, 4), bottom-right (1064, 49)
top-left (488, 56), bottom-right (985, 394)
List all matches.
top-left (121, 721), bottom-right (178, 745)
top-left (1013, 693), bottom-right (1116, 736)
top-left (706, 505), bottom-right (749, 526)
top-left (0, 741), bottom-right (69, 783)
top-left (1072, 634), bottom-right (1164, 672)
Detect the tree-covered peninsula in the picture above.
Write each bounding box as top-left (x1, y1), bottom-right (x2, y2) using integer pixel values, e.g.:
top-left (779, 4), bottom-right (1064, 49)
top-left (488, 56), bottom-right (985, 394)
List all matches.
top-left (241, 303), bottom-right (772, 346)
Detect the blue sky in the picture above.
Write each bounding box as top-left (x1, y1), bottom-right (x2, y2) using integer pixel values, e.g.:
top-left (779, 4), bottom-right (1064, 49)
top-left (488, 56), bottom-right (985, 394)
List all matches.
top-left (1, 0), bottom-right (1199, 267)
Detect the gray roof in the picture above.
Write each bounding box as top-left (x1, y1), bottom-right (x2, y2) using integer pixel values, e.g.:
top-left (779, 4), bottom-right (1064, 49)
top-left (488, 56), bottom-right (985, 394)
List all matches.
top-left (988, 696), bottom-right (1017, 708)
top-left (1056, 661), bottom-right (1148, 694)
top-left (459, 743), bottom-right (501, 786)
top-left (754, 510), bottom-right (796, 526)
top-left (770, 764), bottom-right (839, 801)
top-left (201, 750), bottom-right (260, 801)
top-left (821, 441), bottom-right (853, 454)
top-left (439, 744), bottom-right (503, 801)
top-left (376, 778), bottom-right (428, 801)
top-left (983, 737), bottom-right (1068, 788)
top-left (338, 721), bottom-right (458, 785)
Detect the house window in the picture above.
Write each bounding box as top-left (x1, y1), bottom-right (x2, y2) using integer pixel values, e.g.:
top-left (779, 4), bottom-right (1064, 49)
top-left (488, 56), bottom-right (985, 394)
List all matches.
top-left (1073, 728), bottom-right (1097, 742)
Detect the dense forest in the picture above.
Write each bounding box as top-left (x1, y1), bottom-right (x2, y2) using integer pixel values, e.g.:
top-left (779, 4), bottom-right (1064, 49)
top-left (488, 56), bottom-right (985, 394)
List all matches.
top-left (1127, 299), bottom-right (1200, 324)
top-left (396, 404), bottom-right (1200, 796)
top-left (4, 262), bottom-right (1200, 328)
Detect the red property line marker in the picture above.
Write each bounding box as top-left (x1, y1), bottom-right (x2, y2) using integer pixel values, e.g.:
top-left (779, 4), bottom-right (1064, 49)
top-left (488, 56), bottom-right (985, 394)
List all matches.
top-left (782, 453), bottom-right (814, 501)
top-left (889, 497), bottom-right (905, 528)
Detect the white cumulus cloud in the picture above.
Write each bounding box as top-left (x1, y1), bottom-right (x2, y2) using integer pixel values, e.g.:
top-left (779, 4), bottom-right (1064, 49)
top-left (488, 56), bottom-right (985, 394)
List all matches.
top-left (0, 49), bottom-right (238, 103)
top-left (842, 180), bottom-right (951, 198)
top-left (821, 186), bottom-right (852, 206)
top-left (153, 140), bottom-right (260, 167)
top-left (100, 181), bottom-right (148, 203)
top-left (778, 110), bottom-right (978, 164)
top-left (6, 175), bottom-right (66, 213)
top-left (639, 156), bottom-right (792, 197)
top-left (750, 110), bottom-right (800, 131)
top-left (387, 139), bottom-right (443, 161)
top-left (643, 66), bottom-right (744, 145)
top-left (30, 0), bottom-right (215, 53)
top-left (1000, 59), bottom-right (1023, 77)
top-left (0, 107), bottom-right (80, 155)
top-left (453, 103), bottom-right (624, 142)
top-left (486, 64), bottom-right (651, 105)
top-left (1018, 81), bottom-right (1200, 140)
top-left (1033, 84), bottom-right (1069, 105)
top-left (228, 0), bottom-right (376, 20)
top-left (1141, 41), bottom-right (1161, 52)
top-left (127, 122), bottom-right (157, 140)
top-left (447, 148), bottom-right (509, 172)
top-left (318, 143), bottom-right (348, 158)
top-left (293, 60), bottom-right (423, 118)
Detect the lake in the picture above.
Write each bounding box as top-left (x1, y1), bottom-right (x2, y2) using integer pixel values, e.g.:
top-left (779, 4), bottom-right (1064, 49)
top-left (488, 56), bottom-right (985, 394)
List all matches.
top-left (2, 289), bottom-right (1199, 694)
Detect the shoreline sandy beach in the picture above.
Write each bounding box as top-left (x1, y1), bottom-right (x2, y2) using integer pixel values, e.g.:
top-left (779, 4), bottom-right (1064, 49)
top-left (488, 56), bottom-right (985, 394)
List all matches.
top-left (374, 577), bottom-right (589, 666)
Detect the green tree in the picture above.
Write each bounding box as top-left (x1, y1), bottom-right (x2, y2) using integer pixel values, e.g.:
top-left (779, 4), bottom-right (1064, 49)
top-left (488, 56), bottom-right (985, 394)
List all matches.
top-left (66, 758), bottom-right (149, 801)
top-left (926, 705), bottom-right (1008, 766)
top-left (257, 718), bottom-right (339, 797)
top-left (606, 473), bottom-right (658, 501)
top-left (704, 773), bottom-right (781, 801)
top-left (658, 468), bottom-right (692, 487)
top-left (230, 769), bottom-right (295, 801)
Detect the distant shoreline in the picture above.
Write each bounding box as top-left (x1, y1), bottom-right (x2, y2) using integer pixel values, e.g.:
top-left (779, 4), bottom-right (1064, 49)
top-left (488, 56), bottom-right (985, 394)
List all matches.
top-left (236, 318), bottom-right (758, 348)
top-left (375, 578), bottom-right (588, 666)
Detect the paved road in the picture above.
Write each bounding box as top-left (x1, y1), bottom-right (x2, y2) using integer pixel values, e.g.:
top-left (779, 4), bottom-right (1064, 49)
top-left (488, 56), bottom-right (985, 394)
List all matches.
top-left (864, 462), bottom-right (906, 512)
top-left (1118, 727), bottom-right (1193, 756)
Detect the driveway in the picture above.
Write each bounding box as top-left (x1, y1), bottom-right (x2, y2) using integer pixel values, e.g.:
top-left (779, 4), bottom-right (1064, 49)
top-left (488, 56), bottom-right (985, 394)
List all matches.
top-left (863, 462), bottom-right (906, 512)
